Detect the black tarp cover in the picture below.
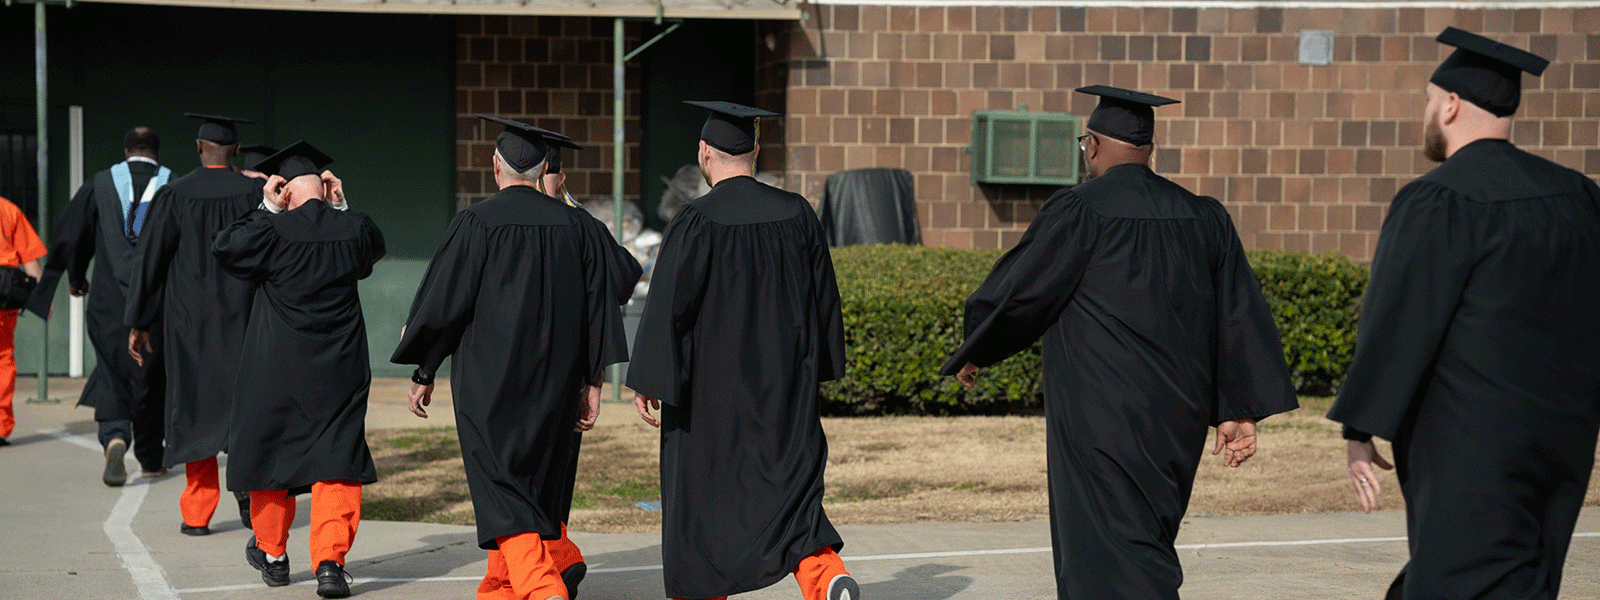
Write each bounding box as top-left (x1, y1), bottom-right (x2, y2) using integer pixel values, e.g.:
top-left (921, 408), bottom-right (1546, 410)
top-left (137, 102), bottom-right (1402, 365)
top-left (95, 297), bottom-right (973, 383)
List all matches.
top-left (818, 168), bottom-right (919, 247)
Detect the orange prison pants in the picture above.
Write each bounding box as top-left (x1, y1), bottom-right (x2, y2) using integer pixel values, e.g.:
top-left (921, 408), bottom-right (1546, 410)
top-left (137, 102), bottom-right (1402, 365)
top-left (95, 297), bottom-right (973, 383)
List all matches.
top-left (545, 522), bottom-right (584, 574)
top-left (478, 531), bottom-right (567, 600)
top-left (0, 309), bottom-right (16, 439)
top-left (251, 480), bottom-right (362, 566)
top-left (180, 457), bottom-right (220, 527)
top-left (673, 548), bottom-right (850, 600)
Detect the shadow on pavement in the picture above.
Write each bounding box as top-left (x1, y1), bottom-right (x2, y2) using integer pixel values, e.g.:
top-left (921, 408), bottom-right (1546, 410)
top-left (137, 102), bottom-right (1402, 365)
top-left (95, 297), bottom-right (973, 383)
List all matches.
top-left (861, 564), bottom-right (973, 600)
top-left (348, 531), bottom-right (484, 595)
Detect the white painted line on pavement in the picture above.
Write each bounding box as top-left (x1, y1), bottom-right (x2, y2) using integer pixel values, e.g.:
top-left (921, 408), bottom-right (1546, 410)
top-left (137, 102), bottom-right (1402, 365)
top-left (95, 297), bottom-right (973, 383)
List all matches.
top-left (174, 530), bottom-right (1600, 594)
top-left (44, 429), bottom-right (179, 600)
top-left (44, 428), bottom-right (104, 452)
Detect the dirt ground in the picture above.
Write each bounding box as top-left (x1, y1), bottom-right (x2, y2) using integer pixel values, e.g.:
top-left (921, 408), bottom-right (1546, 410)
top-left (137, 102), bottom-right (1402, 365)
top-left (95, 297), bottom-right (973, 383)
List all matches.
top-left (364, 396), bottom-right (1600, 533)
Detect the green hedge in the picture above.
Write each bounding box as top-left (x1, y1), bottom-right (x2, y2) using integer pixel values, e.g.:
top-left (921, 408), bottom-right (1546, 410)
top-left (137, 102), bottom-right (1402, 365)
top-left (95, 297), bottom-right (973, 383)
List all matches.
top-left (1244, 249), bottom-right (1368, 395)
top-left (821, 245), bottom-right (1367, 415)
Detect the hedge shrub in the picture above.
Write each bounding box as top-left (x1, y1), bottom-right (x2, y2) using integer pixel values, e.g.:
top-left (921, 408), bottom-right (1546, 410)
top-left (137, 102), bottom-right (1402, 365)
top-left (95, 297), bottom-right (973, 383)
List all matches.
top-left (1244, 249), bottom-right (1368, 395)
top-left (821, 245), bottom-right (1042, 415)
top-left (822, 245), bottom-right (1368, 415)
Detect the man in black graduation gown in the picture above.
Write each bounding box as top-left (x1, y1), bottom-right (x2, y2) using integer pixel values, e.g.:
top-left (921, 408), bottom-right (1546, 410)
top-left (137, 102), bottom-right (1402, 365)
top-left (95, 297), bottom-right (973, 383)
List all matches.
top-left (1327, 28), bottom-right (1600, 599)
top-left (34, 126), bottom-right (170, 486)
top-left (629, 101), bottom-right (858, 600)
top-left (215, 141), bottom-right (381, 599)
top-left (125, 113), bottom-right (260, 536)
top-left (942, 86), bottom-right (1298, 600)
top-left (393, 115), bottom-right (636, 600)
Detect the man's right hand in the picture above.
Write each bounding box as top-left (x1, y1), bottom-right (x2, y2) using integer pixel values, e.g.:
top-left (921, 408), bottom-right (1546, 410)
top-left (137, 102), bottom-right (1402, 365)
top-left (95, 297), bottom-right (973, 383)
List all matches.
top-left (69, 281), bottom-right (89, 297)
top-left (634, 392), bottom-right (661, 428)
top-left (127, 329), bottom-right (152, 366)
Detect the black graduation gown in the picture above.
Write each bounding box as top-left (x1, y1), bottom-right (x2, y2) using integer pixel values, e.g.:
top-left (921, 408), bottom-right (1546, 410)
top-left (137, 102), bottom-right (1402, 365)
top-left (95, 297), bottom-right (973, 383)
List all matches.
top-left (390, 185), bottom-right (635, 549)
top-left (627, 176), bottom-right (848, 599)
top-left (940, 164), bottom-right (1298, 599)
top-left (37, 162), bottom-right (164, 424)
top-left (213, 200), bottom-right (383, 492)
top-left (1326, 139), bottom-right (1600, 600)
top-left (125, 167), bottom-right (260, 467)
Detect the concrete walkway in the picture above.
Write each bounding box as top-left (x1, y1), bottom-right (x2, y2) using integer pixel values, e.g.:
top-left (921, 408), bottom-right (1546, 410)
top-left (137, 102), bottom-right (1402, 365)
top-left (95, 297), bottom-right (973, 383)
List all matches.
top-left (5, 378), bottom-right (1599, 599)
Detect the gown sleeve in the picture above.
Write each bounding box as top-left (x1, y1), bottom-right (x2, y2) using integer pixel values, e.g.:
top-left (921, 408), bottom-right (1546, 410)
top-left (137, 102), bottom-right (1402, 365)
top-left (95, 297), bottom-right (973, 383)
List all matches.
top-left (626, 207), bottom-right (714, 406)
top-left (1209, 204), bottom-right (1299, 425)
top-left (357, 214), bottom-right (387, 279)
top-left (581, 215), bottom-right (637, 383)
top-left (590, 213), bottom-right (644, 305)
top-left (124, 186), bottom-right (180, 329)
top-left (211, 209), bottom-right (279, 284)
top-left (941, 190), bottom-right (1096, 374)
top-left (29, 185), bottom-right (96, 316)
top-left (809, 219), bottom-right (847, 383)
top-left (1326, 183), bottom-right (1475, 441)
top-left (389, 211), bottom-right (487, 377)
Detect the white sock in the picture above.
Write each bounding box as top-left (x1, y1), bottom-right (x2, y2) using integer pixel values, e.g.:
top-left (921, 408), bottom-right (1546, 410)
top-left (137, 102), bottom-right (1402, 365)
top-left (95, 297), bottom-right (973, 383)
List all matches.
top-left (267, 553), bottom-right (285, 563)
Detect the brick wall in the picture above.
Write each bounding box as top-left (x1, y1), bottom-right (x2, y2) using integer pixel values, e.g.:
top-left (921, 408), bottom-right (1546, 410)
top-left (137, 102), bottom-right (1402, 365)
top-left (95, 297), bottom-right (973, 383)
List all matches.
top-left (776, 4), bottom-right (1600, 259)
top-left (456, 16), bottom-right (643, 207)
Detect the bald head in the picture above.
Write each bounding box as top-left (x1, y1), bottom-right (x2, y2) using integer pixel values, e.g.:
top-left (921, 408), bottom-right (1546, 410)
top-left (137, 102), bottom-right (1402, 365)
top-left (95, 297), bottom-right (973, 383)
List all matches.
top-left (124, 127), bottom-right (160, 159)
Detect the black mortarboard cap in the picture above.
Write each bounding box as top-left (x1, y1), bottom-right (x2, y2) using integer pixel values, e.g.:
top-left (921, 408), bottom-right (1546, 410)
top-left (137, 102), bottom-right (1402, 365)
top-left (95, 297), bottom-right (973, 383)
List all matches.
top-left (478, 114), bottom-right (569, 172)
top-left (185, 113), bottom-right (252, 146)
top-left (1075, 85), bottom-right (1180, 146)
top-left (238, 145), bottom-right (277, 170)
top-left (542, 132), bottom-right (582, 174)
top-left (685, 101), bottom-right (780, 155)
top-left (250, 140), bottom-right (333, 181)
top-left (1430, 27), bottom-right (1549, 117)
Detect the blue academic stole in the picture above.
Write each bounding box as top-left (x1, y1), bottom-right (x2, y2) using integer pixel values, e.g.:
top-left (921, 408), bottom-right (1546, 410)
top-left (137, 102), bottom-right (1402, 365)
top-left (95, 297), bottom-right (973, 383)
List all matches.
top-left (111, 161), bottom-right (171, 241)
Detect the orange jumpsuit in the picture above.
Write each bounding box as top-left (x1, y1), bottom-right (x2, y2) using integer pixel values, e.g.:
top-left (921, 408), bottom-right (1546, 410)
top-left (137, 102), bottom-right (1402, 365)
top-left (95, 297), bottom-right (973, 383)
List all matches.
top-left (0, 196), bottom-right (47, 440)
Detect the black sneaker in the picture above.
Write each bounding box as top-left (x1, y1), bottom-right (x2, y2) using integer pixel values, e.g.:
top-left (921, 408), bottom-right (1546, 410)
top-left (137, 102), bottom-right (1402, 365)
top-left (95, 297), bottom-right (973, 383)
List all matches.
top-left (561, 562), bottom-right (587, 600)
top-left (827, 573), bottom-right (860, 600)
top-left (315, 560), bottom-right (352, 598)
top-left (180, 523), bottom-right (211, 536)
top-left (102, 439), bottom-right (128, 487)
top-left (0, 437), bottom-right (11, 446)
top-left (245, 536), bottom-right (290, 587)
top-left (235, 491), bottom-right (252, 528)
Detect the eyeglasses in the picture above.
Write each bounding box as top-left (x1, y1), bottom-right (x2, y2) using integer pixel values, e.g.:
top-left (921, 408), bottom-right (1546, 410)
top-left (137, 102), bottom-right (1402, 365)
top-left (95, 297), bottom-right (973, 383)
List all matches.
top-left (1076, 134), bottom-right (1091, 144)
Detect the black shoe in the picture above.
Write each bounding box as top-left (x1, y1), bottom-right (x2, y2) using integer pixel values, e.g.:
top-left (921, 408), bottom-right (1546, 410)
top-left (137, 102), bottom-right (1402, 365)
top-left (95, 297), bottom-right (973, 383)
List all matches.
top-left (315, 560), bottom-right (352, 598)
top-left (245, 536), bottom-right (291, 587)
top-left (560, 562), bottom-right (586, 600)
top-left (103, 439), bottom-right (128, 487)
top-left (827, 573), bottom-right (860, 600)
top-left (235, 491), bottom-right (252, 528)
top-left (0, 437), bottom-right (10, 446)
top-left (180, 523), bottom-right (211, 536)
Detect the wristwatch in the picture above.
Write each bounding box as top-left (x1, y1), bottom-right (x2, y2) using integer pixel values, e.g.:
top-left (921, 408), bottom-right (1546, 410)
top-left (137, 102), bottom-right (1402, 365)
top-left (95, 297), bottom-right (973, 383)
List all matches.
top-left (411, 368), bottom-right (435, 386)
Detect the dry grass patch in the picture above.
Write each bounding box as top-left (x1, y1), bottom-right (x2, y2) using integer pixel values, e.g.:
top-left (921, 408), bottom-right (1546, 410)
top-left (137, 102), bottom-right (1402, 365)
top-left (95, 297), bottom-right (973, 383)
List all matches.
top-left (364, 398), bottom-right (1600, 533)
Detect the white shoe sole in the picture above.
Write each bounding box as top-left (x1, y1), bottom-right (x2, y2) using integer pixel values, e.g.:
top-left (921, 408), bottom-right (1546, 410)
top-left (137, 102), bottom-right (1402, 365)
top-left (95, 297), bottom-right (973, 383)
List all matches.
top-left (103, 440), bottom-right (128, 487)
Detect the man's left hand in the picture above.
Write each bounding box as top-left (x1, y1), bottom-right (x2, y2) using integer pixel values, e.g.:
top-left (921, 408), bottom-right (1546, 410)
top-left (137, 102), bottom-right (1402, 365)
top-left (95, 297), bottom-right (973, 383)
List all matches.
top-left (1213, 419), bottom-right (1258, 468)
top-left (263, 175), bottom-right (289, 210)
top-left (575, 384), bottom-right (600, 432)
top-left (408, 383), bottom-right (434, 418)
top-left (955, 362), bottom-right (981, 388)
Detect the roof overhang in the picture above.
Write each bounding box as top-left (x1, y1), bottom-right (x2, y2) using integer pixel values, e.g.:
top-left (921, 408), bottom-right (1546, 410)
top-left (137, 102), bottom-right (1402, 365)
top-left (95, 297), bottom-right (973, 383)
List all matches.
top-left (59, 0), bottom-right (802, 20)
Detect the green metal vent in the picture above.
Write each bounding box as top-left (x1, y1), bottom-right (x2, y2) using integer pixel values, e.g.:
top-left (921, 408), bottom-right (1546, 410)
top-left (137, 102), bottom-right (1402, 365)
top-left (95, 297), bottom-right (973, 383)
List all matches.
top-left (969, 110), bottom-right (1081, 186)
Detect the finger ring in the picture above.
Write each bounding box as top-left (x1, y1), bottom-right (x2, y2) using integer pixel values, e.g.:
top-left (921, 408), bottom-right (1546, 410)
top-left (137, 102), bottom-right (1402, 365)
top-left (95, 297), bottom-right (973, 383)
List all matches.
top-left (1359, 478), bottom-right (1367, 483)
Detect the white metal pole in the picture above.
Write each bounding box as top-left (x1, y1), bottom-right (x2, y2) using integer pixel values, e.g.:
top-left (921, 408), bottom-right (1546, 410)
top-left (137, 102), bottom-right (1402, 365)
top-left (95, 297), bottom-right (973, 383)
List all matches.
top-left (67, 105), bottom-right (83, 378)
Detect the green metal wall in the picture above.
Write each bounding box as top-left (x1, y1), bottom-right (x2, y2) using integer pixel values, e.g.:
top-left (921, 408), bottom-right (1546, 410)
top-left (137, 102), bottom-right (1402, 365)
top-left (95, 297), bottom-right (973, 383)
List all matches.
top-left (3, 4), bottom-right (455, 377)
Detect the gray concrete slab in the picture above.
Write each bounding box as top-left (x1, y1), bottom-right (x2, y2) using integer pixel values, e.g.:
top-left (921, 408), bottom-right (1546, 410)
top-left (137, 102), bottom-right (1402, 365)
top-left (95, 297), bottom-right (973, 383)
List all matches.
top-left (6, 378), bottom-right (1599, 599)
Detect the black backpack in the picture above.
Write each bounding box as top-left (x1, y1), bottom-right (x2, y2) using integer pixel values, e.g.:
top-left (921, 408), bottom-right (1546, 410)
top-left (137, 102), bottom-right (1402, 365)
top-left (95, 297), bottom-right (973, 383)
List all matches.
top-left (0, 267), bottom-right (37, 310)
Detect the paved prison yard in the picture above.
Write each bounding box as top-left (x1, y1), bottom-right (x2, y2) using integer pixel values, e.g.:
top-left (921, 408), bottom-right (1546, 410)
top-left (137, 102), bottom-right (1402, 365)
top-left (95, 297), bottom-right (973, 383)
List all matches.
top-left (5, 378), bottom-right (1600, 600)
